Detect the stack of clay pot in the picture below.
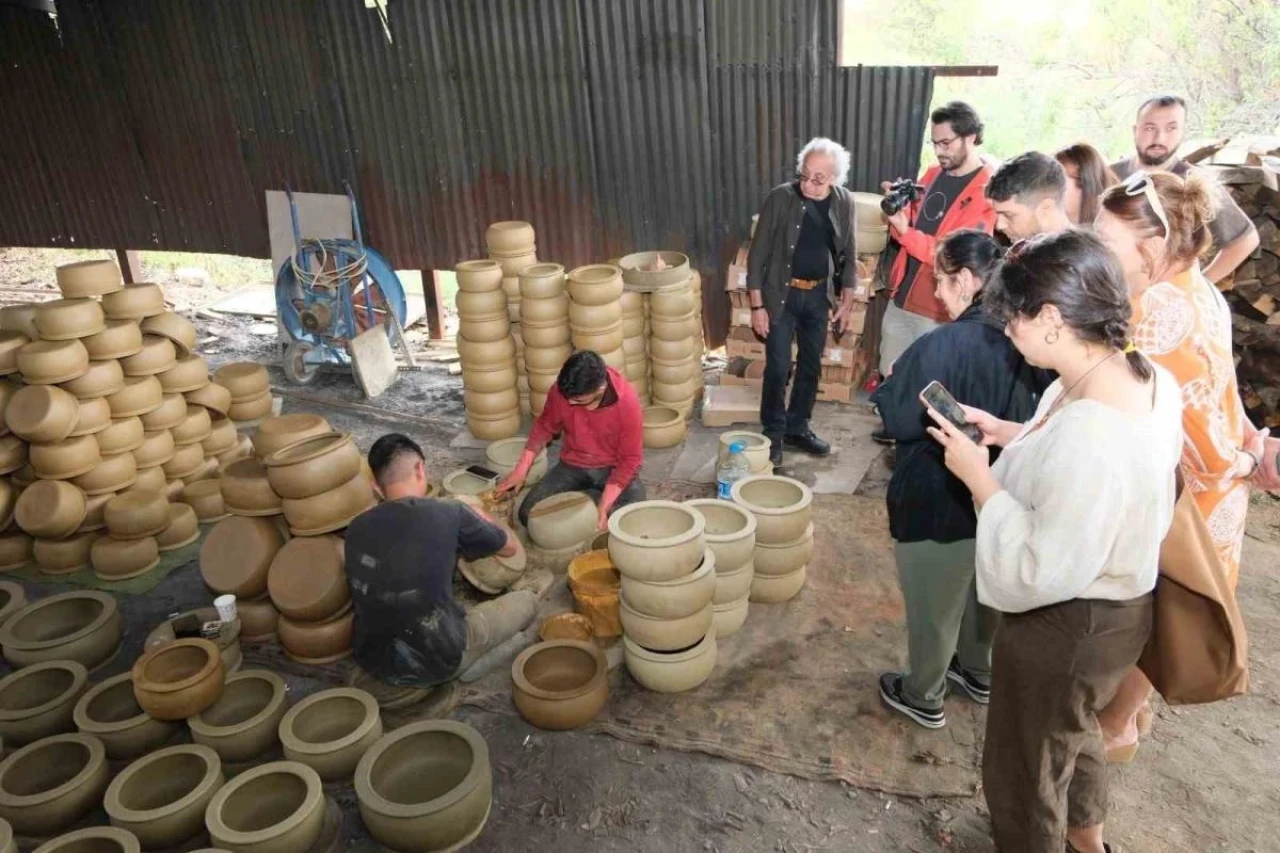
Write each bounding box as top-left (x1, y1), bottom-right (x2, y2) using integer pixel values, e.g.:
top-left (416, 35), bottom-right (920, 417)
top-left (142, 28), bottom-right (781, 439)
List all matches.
top-left (267, 532), bottom-right (353, 664)
top-left (717, 430), bottom-right (774, 476)
top-left (455, 259), bottom-right (520, 440)
top-left (684, 499), bottom-right (757, 638)
top-left (486, 220), bottom-right (539, 321)
top-left (278, 687), bottom-right (382, 781)
top-left (608, 500), bottom-right (718, 693)
top-left (518, 263), bottom-right (572, 418)
top-left (567, 264), bottom-right (625, 373)
top-left (731, 475), bottom-right (813, 602)
top-left (619, 251), bottom-right (701, 420)
top-left (620, 290), bottom-right (649, 403)
top-left (214, 361), bottom-right (273, 425)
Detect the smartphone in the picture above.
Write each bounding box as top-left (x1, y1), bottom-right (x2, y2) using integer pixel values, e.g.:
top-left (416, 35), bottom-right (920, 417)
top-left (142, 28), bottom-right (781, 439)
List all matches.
top-left (465, 464), bottom-right (501, 483)
top-left (919, 381), bottom-right (983, 443)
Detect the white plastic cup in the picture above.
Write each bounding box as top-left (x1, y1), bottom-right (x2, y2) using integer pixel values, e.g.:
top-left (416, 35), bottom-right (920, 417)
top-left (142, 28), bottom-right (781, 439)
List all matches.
top-left (214, 594), bottom-right (238, 623)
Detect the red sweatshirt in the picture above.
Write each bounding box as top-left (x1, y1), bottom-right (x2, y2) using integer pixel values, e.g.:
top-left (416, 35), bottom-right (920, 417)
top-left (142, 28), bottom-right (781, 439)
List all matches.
top-left (525, 367), bottom-right (644, 489)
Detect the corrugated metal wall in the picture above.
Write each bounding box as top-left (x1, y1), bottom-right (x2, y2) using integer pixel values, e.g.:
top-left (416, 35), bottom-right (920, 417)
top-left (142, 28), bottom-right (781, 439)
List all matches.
top-left (0, 0), bottom-right (932, 345)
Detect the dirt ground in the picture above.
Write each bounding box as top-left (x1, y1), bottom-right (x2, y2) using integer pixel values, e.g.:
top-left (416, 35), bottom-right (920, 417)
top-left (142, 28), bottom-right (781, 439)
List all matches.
top-left (3, 248), bottom-right (1279, 852)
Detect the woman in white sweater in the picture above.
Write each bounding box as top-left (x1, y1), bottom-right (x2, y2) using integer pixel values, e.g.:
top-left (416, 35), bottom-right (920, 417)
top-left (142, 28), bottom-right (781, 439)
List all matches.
top-left (925, 230), bottom-right (1183, 853)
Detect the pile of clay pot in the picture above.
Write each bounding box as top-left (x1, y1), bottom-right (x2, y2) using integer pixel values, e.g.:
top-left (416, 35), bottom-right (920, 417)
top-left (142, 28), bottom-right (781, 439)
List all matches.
top-left (0, 587), bottom-right (494, 852)
top-left (0, 259), bottom-right (275, 579)
top-left (197, 412), bottom-right (376, 663)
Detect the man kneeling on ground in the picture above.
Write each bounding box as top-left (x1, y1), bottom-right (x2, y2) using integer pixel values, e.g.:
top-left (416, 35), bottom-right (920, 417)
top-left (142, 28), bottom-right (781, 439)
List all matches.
top-left (498, 350), bottom-right (645, 530)
top-left (346, 433), bottom-right (537, 688)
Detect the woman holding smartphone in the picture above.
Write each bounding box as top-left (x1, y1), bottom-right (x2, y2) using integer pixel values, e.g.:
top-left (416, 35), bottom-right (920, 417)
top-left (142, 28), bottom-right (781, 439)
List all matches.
top-left (872, 229), bottom-right (1048, 730)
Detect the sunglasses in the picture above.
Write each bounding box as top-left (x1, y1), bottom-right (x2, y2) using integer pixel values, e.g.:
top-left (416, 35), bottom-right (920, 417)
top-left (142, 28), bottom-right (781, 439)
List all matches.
top-left (1122, 170), bottom-right (1171, 238)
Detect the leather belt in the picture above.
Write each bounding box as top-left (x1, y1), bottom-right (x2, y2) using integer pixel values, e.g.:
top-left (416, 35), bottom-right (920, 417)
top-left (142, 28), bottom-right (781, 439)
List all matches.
top-left (788, 277), bottom-right (823, 291)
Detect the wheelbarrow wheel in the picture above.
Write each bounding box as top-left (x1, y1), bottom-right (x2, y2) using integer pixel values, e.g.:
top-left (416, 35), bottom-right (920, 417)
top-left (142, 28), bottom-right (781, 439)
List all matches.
top-left (283, 340), bottom-right (321, 386)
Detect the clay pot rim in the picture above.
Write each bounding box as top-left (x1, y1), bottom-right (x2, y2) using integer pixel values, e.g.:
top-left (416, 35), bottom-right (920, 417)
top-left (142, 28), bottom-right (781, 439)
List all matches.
top-left (567, 264), bottom-right (623, 285)
top-left (131, 637), bottom-right (221, 694)
top-left (353, 719), bottom-right (489, 819)
top-left (622, 548), bottom-right (716, 589)
top-left (622, 630), bottom-right (715, 662)
top-left (262, 431), bottom-right (353, 468)
top-left (683, 499), bottom-right (758, 543)
top-left (455, 259), bottom-right (503, 274)
top-left (104, 743), bottom-right (222, 823)
top-left (619, 595), bottom-right (712, 626)
top-left (205, 760), bottom-right (322, 846)
top-left (31, 826), bottom-right (141, 853)
top-left (730, 475), bottom-right (814, 517)
top-left (511, 640), bottom-right (607, 702)
top-left (72, 671), bottom-right (150, 734)
top-left (139, 314), bottom-right (196, 356)
top-left (642, 406), bottom-right (682, 428)
top-left (0, 732), bottom-right (105, 808)
top-left (278, 688), bottom-right (379, 756)
top-left (0, 659), bottom-right (89, 722)
top-left (188, 669), bottom-right (286, 739)
top-left (753, 522), bottom-right (815, 550)
top-left (0, 590), bottom-right (117, 651)
top-left (519, 262), bottom-right (564, 279)
top-left (608, 500), bottom-right (705, 551)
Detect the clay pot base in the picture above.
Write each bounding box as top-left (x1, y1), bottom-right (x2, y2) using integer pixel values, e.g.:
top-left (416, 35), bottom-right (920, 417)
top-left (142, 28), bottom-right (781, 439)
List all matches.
top-left (94, 558), bottom-right (160, 582)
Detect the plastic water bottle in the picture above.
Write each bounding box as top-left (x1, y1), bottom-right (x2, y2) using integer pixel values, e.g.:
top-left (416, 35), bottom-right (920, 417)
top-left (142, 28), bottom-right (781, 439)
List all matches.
top-left (717, 441), bottom-right (751, 500)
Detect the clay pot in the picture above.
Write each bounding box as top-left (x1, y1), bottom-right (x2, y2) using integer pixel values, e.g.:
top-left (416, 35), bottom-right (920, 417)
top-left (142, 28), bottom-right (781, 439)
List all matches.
top-left (460, 361), bottom-right (517, 394)
top-left (485, 221), bottom-right (535, 254)
top-left (440, 469), bottom-right (492, 498)
top-left (71, 452), bottom-right (138, 496)
top-left (570, 321), bottom-right (623, 354)
top-left (205, 760), bottom-right (325, 853)
top-left (618, 597), bottom-right (712, 652)
top-left (566, 265), bottom-right (624, 306)
top-left (494, 251), bottom-right (537, 277)
top-left (526, 491), bottom-right (597, 551)
top-left (262, 433), bottom-right (361, 500)
top-left (35, 299), bottom-right (107, 341)
top-left (104, 489), bottom-right (168, 539)
top-left (18, 340), bottom-right (90, 385)
top-left (525, 366), bottom-right (558, 395)
top-left (278, 688), bottom-right (381, 780)
top-left (189, 670), bottom-right (288, 763)
top-left (649, 335), bottom-right (695, 361)
top-left (520, 320), bottom-right (571, 349)
top-left (120, 336), bottom-right (177, 377)
top-left (353, 720), bottom-right (491, 853)
top-left (33, 827), bottom-right (141, 853)
top-left (219, 459), bottom-right (282, 516)
top-left (181, 480), bottom-right (227, 523)
top-left (250, 414), bottom-right (328, 460)
top-left (156, 503), bottom-right (199, 551)
top-left (621, 312), bottom-right (646, 339)
top-left (517, 263), bottom-right (565, 300)
top-left (458, 527), bottom-right (526, 594)
top-left (753, 522), bottom-right (814, 577)
top-left (84, 320), bottom-right (144, 361)
top-left (200, 516), bottom-right (285, 598)
top-left (213, 364), bottom-right (269, 403)
top-left (730, 475), bottom-right (813, 545)
top-left (713, 561), bottom-right (754, 605)
top-left (277, 608), bottom-right (354, 664)
top-left (750, 564), bottom-right (806, 603)
top-left (186, 381), bottom-right (232, 417)
top-left (104, 744), bottom-right (223, 849)
top-left (466, 408), bottom-right (521, 441)
top-left (510, 641), bottom-right (607, 731)
top-left (1, 305), bottom-right (39, 339)
top-left (649, 357), bottom-right (696, 386)
top-left (215, 435), bottom-right (254, 469)
top-left (618, 251), bottom-right (691, 288)
top-left (0, 733), bottom-right (110, 836)
top-left (567, 300), bottom-right (622, 331)
top-left (7, 385), bottom-right (80, 443)
top-left (54, 260), bottom-right (123, 299)
top-left (649, 283), bottom-right (697, 319)
top-left (484, 438), bottom-right (546, 485)
top-left (623, 631), bottom-right (717, 693)
top-left (0, 533), bottom-right (32, 573)
top-left (34, 532), bottom-right (99, 575)
top-left (159, 355), bottom-right (210, 394)
top-left (649, 310), bottom-right (698, 342)
top-left (457, 314), bottom-right (510, 344)
top-left (132, 430), bottom-right (175, 469)
top-left (598, 346), bottom-right (626, 371)
top-left (107, 376), bottom-right (164, 419)
top-left (0, 591), bottom-right (121, 670)
top-left (202, 418), bottom-right (238, 456)
top-left (454, 334), bottom-right (516, 366)
top-left (463, 387), bottom-right (520, 418)
top-left (454, 288), bottom-right (508, 319)
top-left (72, 672), bottom-right (179, 760)
top-left (267, 536), bottom-right (348, 621)
top-left (537, 612), bottom-right (595, 642)
top-left (91, 536), bottom-right (159, 580)
top-left (170, 405), bottom-right (212, 446)
top-left (75, 491), bottom-right (114, 534)
top-left (280, 472), bottom-right (374, 536)
top-left (0, 437), bottom-right (26, 477)
top-left (29, 435), bottom-right (101, 480)
top-left (145, 608), bottom-right (241, 678)
top-left (712, 595), bottom-right (749, 638)
top-left (162, 443), bottom-right (205, 479)
top-left (0, 660), bottom-right (89, 746)
top-left (622, 335), bottom-right (647, 358)
top-left (684, 499), bottom-right (758, 573)
top-left (15, 480), bottom-right (87, 538)
top-left (641, 406), bottom-right (685, 449)
top-left (139, 393), bottom-right (187, 431)
top-left (238, 598), bottom-right (279, 644)
top-left (0, 581), bottom-right (27, 624)
top-left (69, 396), bottom-right (112, 438)
top-left (97, 417), bottom-right (145, 456)
top-left (619, 549), bottom-right (716, 618)
top-left (717, 430), bottom-right (772, 474)
top-left (131, 638), bottom-right (224, 721)
top-left (455, 259), bottom-right (504, 293)
top-left (227, 391), bottom-right (272, 423)
top-left (608, 501), bottom-right (706, 582)
top-left (139, 312), bottom-right (197, 356)
top-left (102, 284), bottom-right (165, 321)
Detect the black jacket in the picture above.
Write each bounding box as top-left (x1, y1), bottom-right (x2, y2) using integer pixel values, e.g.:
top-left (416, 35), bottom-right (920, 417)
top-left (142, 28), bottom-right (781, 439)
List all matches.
top-left (872, 300), bottom-right (1053, 544)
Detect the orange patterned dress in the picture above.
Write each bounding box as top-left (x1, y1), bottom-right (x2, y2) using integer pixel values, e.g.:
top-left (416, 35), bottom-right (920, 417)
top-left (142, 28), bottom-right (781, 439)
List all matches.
top-left (1131, 265), bottom-right (1249, 587)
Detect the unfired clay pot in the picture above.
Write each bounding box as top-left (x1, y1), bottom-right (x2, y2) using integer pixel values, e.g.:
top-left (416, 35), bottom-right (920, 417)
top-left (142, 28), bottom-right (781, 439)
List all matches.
top-left (107, 376), bottom-right (164, 419)
top-left (750, 564), bottom-right (806, 603)
top-left (76, 491), bottom-right (114, 533)
top-left (484, 438), bottom-right (546, 485)
top-left (186, 381), bottom-right (232, 418)
top-left (188, 670), bottom-right (289, 764)
top-left (34, 532), bottom-right (99, 576)
top-left (526, 491), bottom-right (598, 551)
top-left (102, 284), bottom-right (164, 321)
top-left (608, 501), bottom-right (706, 582)
top-left (0, 591), bottom-right (122, 670)
top-left (104, 744), bottom-right (224, 849)
top-left (494, 251), bottom-right (536, 277)
top-left (251, 414), bottom-right (330, 460)
top-left (713, 561), bottom-right (754, 605)
top-left (511, 641), bottom-right (608, 731)
top-left (214, 363), bottom-right (270, 403)
top-left (72, 672), bottom-right (179, 760)
top-left (278, 689), bottom-right (381, 781)
top-left (226, 391), bottom-right (272, 423)
top-left (1, 305), bottom-right (39, 339)
top-left (146, 608), bottom-right (242, 677)
top-left (455, 259), bottom-right (504, 293)
top-left (684, 499), bottom-right (757, 574)
top-left (71, 452), bottom-right (138, 496)
top-left (712, 595), bottom-right (750, 638)
top-left (618, 597), bottom-right (713, 652)
top-left (457, 314), bottom-right (510, 345)
top-left (97, 416), bottom-right (145, 456)
top-left (649, 281), bottom-right (697, 317)
top-left (29, 434), bottom-right (102, 480)
top-left (202, 418), bottom-right (238, 456)
top-left (566, 265), bottom-right (624, 306)
top-left (91, 535), bottom-right (159, 581)
top-left (220, 459), bottom-right (282, 516)
top-left (0, 334), bottom-right (26, 379)
top-left (455, 287), bottom-right (508, 319)
top-left (353, 720), bottom-right (492, 853)
top-left (0, 660), bottom-right (89, 746)
top-left (752, 522), bottom-right (814, 577)
top-left (454, 334), bottom-right (516, 366)
top-left (0, 532), bottom-right (32, 574)
top-left (641, 406), bottom-right (685, 449)
top-left (83, 320), bottom-right (143, 361)
top-left (0, 733), bottom-right (110, 836)
top-left (730, 475), bottom-right (814, 546)
top-left (717, 430), bottom-right (772, 474)
top-left (617, 251), bottom-right (691, 289)
top-left (130, 465), bottom-right (166, 495)
top-left (461, 361), bottom-right (517, 396)
top-left (131, 638), bottom-right (224, 721)
top-left (140, 312), bottom-right (197, 356)
top-left (518, 294), bottom-right (569, 325)
top-left (104, 489), bottom-right (168, 539)
top-left (519, 320), bottom-right (570, 349)
top-left (522, 344), bottom-right (571, 373)
top-left (70, 396), bottom-right (112, 438)
top-left (619, 548), bottom-right (716, 618)
top-left (485, 221), bottom-right (535, 254)
top-left (18, 340), bottom-right (90, 385)
top-left (200, 516), bottom-right (285, 598)
top-left (466, 408), bottom-right (521, 441)
top-left (15, 479), bottom-right (87, 539)
top-left (623, 631), bottom-right (717, 693)
top-left (161, 442), bottom-right (205, 479)
top-left (649, 311), bottom-right (698, 342)
top-left (649, 335), bottom-right (695, 361)
top-left (518, 263), bottom-right (565, 300)
top-left (277, 608), bottom-right (354, 665)
top-left (263, 433), bottom-right (361, 500)
top-left (132, 429), bottom-right (176, 469)
top-left (169, 405), bottom-right (212, 446)
top-left (120, 335), bottom-right (177, 377)
top-left (651, 375), bottom-right (700, 404)
top-left (32, 827), bottom-right (140, 853)
top-left (280, 472), bottom-right (374, 536)
top-left (570, 322), bottom-right (623, 354)
top-left (238, 598), bottom-right (280, 644)
top-left (55, 259), bottom-right (124, 298)
top-left (267, 535), bottom-right (348, 622)
top-left (458, 526), bottom-right (526, 594)
top-left (6, 385), bottom-right (80, 443)
top-left (156, 503), bottom-right (200, 552)
top-left (139, 393), bottom-right (187, 431)
top-left (35, 299), bottom-right (107, 342)
top-left (204, 760), bottom-right (325, 853)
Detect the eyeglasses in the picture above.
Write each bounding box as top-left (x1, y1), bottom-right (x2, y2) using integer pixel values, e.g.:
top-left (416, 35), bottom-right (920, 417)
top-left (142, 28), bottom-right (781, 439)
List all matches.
top-left (797, 172), bottom-right (830, 187)
top-left (1122, 170), bottom-right (1170, 238)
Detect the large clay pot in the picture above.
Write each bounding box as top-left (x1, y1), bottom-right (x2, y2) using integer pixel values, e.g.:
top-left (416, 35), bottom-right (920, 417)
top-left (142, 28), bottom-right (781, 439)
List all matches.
top-left (33, 827), bottom-right (140, 853)
top-left (145, 607), bottom-right (242, 678)
top-left (204, 760), bottom-right (325, 853)
top-left (238, 598), bottom-right (280, 644)
top-left (525, 366), bottom-right (558, 395)
top-left (354, 720), bottom-right (491, 852)
top-left (181, 480), bottom-right (227, 523)
top-left (752, 522), bottom-right (814, 577)
top-left (139, 393), bottom-right (187, 431)
top-left (200, 516), bottom-right (285, 598)
top-left (220, 459), bottom-right (282, 516)
top-left (463, 387), bottom-right (519, 418)
top-left (33, 532), bottom-right (99, 575)
top-left (684, 499), bottom-right (757, 573)
top-left (0, 591), bottom-right (121, 670)
top-left (72, 672), bottom-right (179, 760)
top-left (202, 418), bottom-right (238, 456)
top-left (621, 312), bottom-right (646, 338)
top-left (69, 396), bottom-right (112, 438)
top-left (104, 489), bottom-right (168, 539)
top-left (29, 435), bottom-right (101, 480)
top-left (712, 595), bottom-right (749, 638)
top-left (140, 312), bottom-right (197, 357)
top-left (262, 433), bottom-right (361, 500)
top-left (102, 284), bottom-right (164, 321)
top-left (1, 305), bottom-right (40, 339)
top-left (526, 492), bottom-right (597, 551)
top-left (641, 406), bottom-right (685, 449)
top-left (516, 294), bottom-right (569, 325)
top-left (456, 314), bottom-right (510, 345)
top-left (608, 501), bottom-right (706, 582)
top-left (132, 429), bottom-right (176, 469)
top-left (0, 660), bottom-right (89, 746)
top-left (71, 452), bottom-right (138, 496)
top-left (623, 631), bottom-right (716, 692)
top-left (97, 417), bottom-right (145, 456)
top-left (84, 320), bottom-right (144, 361)
top-left (712, 560), bottom-right (754, 604)
top-left (132, 638), bottom-right (224, 721)
top-left (519, 344), bottom-right (571, 377)
top-left (618, 251), bottom-right (691, 289)
top-left (649, 310), bottom-right (698, 342)
top-left (458, 526), bottom-right (526, 594)
top-left (454, 288), bottom-right (507, 319)
top-left (484, 437), bottom-right (546, 485)
top-left (185, 381), bottom-right (232, 418)
top-left (566, 265), bottom-right (624, 306)
top-left (598, 346), bottom-right (626, 371)
top-left (18, 340), bottom-right (91, 385)
top-left (277, 608), bottom-right (354, 664)
top-left (171, 406), bottom-right (212, 446)
top-left (567, 301), bottom-right (622, 331)
top-left (618, 597), bottom-right (712, 652)
top-left (0, 383), bottom-right (16, 431)
top-left (649, 335), bottom-right (695, 361)
top-left (454, 334), bottom-right (515, 366)
top-left (518, 263), bottom-right (565, 300)
top-left (7, 385), bottom-right (80, 443)
top-left (439, 469), bottom-right (492, 498)
top-left (227, 391), bottom-right (271, 424)
top-left (493, 251), bottom-right (537, 278)
top-left (156, 503), bottom-right (200, 552)
top-left (56, 259), bottom-right (124, 298)
top-left (730, 475), bottom-right (813, 545)
top-left (278, 689), bottom-right (381, 781)
top-left (460, 361), bottom-right (517, 394)
top-left (213, 364), bottom-right (269, 403)
top-left (455, 259), bottom-right (504, 293)
top-left (91, 536), bottom-right (159, 581)
top-left (0, 480), bottom-right (13, 531)
top-left (619, 548), bottom-right (716, 618)
top-left (0, 532), bottom-right (33, 573)
top-left (267, 536), bottom-right (347, 621)
top-left (162, 443), bottom-right (205, 480)
top-left (520, 320), bottom-right (571, 349)
top-left (250, 414), bottom-right (328, 460)
top-left (570, 321), bottom-right (623, 354)
top-left (484, 221), bottom-right (535, 254)
top-left (621, 335), bottom-right (647, 359)
top-left (649, 356), bottom-right (696, 386)
top-left (649, 282), bottom-right (697, 318)
top-left (120, 335), bottom-right (177, 377)
top-left (35, 299), bottom-right (107, 342)
top-left (466, 408), bottom-right (521, 441)
top-left (750, 563), bottom-right (806, 603)
top-left (107, 376), bottom-right (164, 419)
top-left (0, 733), bottom-right (110, 836)
top-left (511, 641), bottom-right (607, 731)
top-left (188, 670), bottom-right (288, 764)
top-left (15, 480), bottom-right (87, 539)
top-left (279, 472), bottom-right (374, 536)
top-left (716, 430), bottom-right (772, 474)
top-left (104, 744), bottom-right (224, 850)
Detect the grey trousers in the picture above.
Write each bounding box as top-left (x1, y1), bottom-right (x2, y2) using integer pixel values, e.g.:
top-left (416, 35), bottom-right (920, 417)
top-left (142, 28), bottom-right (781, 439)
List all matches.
top-left (456, 589), bottom-right (538, 679)
top-left (516, 461), bottom-right (646, 528)
top-left (894, 539), bottom-right (998, 710)
top-left (879, 300), bottom-right (940, 375)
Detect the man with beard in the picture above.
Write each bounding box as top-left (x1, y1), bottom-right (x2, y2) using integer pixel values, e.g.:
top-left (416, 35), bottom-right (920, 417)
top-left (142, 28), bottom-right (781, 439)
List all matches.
top-left (1112, 95), bottom-right (1258, 282)
top-left (986, 152), bottom-right (1074, 241)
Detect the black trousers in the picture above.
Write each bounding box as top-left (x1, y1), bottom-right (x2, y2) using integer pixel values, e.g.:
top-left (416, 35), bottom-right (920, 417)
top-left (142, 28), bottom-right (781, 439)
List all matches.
top-left (761, 285), bottom-right (828, 438)
top-left (515, 461), bottom-right (646, 528)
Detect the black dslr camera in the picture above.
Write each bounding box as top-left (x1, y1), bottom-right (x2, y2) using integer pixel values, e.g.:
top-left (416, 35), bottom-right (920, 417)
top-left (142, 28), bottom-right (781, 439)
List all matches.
top-left (880, 178), bottom-right (925, 216)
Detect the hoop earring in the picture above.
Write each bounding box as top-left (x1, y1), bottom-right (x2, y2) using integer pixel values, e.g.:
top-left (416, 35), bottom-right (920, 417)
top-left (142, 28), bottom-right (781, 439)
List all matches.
top-left (1045, 328), bottom-right (1060, 344)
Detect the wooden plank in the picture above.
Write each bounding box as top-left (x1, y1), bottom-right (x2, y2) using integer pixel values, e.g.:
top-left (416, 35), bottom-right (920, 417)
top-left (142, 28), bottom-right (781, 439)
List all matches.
top-left (425, 270), bottom-right (445, 341)
top-left (116, 249), bottom-right (143, 285)
top-left (929, 65), bottom-right (999, 77)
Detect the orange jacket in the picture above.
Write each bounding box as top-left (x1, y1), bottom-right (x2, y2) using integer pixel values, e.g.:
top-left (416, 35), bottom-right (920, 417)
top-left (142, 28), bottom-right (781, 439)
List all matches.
top-left (888, 164), bottom-right (997, 322)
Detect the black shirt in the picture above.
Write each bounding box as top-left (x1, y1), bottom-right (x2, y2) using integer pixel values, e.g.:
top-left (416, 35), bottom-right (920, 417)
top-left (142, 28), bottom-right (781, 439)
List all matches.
top-left (790, 190), bottom-right (833, 280)
top-left (895, 169), bottom-right (979, 308)
top-left (345, 497), bottom-right (508, 686)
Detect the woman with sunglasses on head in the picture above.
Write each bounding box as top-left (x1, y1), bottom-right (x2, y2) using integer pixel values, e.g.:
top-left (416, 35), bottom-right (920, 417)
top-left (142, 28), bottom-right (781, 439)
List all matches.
top-left (1055, 143), bottom-right (1118, 226)
top-left (926, 229), bottom-right (1183, 853)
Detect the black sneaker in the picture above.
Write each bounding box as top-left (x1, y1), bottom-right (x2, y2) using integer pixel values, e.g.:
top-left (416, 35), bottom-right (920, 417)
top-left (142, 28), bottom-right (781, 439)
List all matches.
top-left (878, 672), bottom-right (946, 729)
top-left (784, 429), bottom-right (831, 456)
top-left (768, 436), bottom-right (783, 467)
top-left (871, 429), bottom-right (895, 446)
top-left (945, 657), bottom-right (991, 705)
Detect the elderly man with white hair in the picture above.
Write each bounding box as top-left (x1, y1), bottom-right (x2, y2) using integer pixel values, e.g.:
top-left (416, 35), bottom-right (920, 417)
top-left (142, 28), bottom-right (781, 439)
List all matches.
top-left (746, 137), bottom-right (860, 467)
